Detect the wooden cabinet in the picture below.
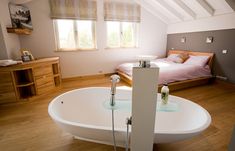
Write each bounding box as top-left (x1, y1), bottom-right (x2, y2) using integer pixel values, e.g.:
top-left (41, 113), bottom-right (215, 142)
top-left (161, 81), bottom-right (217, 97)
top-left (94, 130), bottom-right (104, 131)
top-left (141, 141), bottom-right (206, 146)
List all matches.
top-left (33, 63), bottom-right (55, 95)
top-left (0, 71), bottom-right (16, 103)
top-left (0, 57), bottom-right (61, 104)
top-left (35, 75), bottom-right (55, 95)
top-left (12, 68), bottom-right (36, 99)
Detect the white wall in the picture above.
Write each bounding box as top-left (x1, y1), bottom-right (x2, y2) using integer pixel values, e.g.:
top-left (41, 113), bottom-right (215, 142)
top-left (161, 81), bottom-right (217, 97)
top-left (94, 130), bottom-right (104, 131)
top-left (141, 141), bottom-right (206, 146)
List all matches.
top-left (19, 0), bottom-right (167, 78)
top-left (167, 13), bottom-right (235, 34)
top-left (0, 0), bottom-right (21, 59)
top-left (0, 24), bottom-right (8, 59)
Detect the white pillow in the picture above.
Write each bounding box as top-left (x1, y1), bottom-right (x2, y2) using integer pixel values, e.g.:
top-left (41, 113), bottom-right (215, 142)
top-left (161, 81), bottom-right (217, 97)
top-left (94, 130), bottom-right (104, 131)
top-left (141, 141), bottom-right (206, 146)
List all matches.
top-left (184, 55), bottom-right (210, 66)
top-left (166, 54), bottom-right (184, 63)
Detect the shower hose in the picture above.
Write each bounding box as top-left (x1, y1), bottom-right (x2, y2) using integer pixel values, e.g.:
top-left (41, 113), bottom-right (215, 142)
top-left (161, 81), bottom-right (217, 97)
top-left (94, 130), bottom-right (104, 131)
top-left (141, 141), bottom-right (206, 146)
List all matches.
top-left (111, 109), bottom-right (131, 151)
top-left (112, 109), bottom-right (117, 151)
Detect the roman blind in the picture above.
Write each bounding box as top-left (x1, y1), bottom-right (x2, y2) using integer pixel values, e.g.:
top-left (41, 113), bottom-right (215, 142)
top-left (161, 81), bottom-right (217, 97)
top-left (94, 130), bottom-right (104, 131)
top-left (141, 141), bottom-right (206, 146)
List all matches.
top-left (104, 0), bottom-right (141, 22)
top-left (49, 0), bottom-right (97, 20)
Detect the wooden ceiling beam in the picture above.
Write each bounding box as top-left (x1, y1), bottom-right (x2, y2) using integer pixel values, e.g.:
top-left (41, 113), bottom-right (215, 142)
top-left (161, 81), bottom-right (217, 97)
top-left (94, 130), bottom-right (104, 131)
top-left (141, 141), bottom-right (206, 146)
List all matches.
top-left (173, 0), bottom-right (196, 19)
top-left (225, 0), bottom-right (235, 11)
top-left (150, 0), bottom-right (184, 21)
top-left (133, 0), bottom-right (170, 24)
top-left (196, 0), bottom-right (214, 16)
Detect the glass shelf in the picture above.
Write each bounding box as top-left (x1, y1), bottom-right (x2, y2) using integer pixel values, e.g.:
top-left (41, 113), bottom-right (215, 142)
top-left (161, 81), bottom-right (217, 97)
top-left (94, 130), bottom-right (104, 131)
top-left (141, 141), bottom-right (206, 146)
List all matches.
top-left (103, 100), bottom-right (131, 111)
top-left (157, 102), bottom-right (179, 112)
top-left (103, 100), bottom-right (179, 112)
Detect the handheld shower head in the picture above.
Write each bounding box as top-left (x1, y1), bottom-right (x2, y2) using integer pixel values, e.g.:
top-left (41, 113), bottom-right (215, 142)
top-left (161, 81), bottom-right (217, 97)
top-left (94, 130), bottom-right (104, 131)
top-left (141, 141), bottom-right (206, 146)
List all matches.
top-left (110, 74), bottom-right (120, 106)
top-left (110, 74), bottom-right (120, 83)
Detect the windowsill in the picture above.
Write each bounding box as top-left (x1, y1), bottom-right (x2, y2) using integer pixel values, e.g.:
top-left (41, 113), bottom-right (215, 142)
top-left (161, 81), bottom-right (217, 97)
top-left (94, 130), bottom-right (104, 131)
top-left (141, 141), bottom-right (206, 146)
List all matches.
top-left (105, 46), bottom-right (139, 50)
top-left (54, 48), bottom-right (98, 52)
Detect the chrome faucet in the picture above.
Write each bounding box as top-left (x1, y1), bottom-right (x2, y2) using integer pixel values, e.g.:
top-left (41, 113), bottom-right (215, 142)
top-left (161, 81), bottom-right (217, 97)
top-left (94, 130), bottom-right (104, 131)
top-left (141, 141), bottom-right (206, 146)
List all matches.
top-left (110, 74), bottom-right (120, 106)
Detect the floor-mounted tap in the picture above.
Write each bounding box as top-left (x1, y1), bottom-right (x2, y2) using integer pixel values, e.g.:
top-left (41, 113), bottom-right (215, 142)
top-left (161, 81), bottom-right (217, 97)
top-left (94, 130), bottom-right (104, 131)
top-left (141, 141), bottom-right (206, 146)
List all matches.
top-left (110, 74), bottom-right (120, 106)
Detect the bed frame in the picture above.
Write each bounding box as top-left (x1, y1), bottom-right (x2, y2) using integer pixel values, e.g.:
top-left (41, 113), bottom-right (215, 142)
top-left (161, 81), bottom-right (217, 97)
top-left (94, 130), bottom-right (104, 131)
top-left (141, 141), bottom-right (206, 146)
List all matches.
top-left (117, 50), bottom-right (215, 91)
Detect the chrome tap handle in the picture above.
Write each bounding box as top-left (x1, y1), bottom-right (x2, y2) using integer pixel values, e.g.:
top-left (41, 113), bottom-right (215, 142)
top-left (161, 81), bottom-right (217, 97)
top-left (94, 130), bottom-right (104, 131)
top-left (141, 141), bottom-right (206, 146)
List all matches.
top-left (110, 74), bottom-right (120, 106)
top-left (110, 74), bottom-right (120, 83)
top-left (110, 74), bottom-right (120, 95)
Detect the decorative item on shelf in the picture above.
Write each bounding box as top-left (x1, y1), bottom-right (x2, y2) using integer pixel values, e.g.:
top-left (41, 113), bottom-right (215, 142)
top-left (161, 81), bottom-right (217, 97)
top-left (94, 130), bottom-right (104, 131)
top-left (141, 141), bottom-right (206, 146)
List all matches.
top-left (0, 59), bottom-right (19, 66)
top-left (20, 49), bottom-right (34, 62)
top-left (181, 37), bottom-right (186, 43)
top-left (206, 36), bottom-right (213, 43)
top-left (7, 2), bottom-right (33, 35)
top-left (161, 84), bottom-right (169, 105)
top-left (21, 55), bottom-right (31, 62)
top-left (8, 2), bottom-right (33, 30)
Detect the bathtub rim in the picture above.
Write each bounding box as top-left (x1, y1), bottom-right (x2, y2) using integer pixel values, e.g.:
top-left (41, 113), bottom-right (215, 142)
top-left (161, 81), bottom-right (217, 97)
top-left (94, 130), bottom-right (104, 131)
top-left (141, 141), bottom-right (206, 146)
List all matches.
top-left (48, 87), bottom-right (211, 135)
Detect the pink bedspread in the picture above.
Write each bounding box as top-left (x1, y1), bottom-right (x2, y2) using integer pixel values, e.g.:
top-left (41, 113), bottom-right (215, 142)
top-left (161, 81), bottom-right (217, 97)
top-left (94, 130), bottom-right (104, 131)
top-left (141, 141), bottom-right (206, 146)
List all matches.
top-left (117, 58), bottom-right (212, 85)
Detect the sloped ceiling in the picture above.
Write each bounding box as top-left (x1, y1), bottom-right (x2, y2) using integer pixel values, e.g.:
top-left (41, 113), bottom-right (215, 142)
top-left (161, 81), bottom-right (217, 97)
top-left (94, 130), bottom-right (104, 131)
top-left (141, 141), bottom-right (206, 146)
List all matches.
top-left (134, 0), bottom-right (235, 24)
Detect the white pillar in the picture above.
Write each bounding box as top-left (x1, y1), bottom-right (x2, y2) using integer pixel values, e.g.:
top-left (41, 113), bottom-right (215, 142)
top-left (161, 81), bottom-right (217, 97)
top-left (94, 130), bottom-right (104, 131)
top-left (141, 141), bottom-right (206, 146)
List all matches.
top-left (131, 67), bottom-right (159, 151)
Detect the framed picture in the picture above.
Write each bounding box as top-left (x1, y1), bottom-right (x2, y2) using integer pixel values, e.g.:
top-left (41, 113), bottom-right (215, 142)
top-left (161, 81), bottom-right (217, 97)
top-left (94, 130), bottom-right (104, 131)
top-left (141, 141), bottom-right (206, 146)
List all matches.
top-left (20, 49), bottom-right (34, 61)
top-left (8, 3), bottom-right (33, 30)
top-left (21, 55), bottom-right (31, 62)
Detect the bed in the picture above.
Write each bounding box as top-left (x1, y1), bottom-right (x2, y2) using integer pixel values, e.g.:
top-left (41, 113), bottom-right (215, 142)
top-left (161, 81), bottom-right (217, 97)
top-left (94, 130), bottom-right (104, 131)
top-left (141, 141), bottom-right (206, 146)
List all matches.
top-left (117, 50), bottom-right (215, 91)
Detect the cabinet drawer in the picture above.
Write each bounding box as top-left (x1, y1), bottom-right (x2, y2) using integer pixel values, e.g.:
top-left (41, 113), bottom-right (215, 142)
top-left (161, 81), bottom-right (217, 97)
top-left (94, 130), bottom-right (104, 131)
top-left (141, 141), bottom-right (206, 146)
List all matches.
top-left (0, 71), bottom-right (16, 103)
top-left (0, 72), bottom-right (14, 93)
top-left (0, 82), bottom-right (15, 93)
top-left (37, 81), bottom-right (55, 95)
top-left (0, 92), bottom-right (16, 103)
top-left (0, 72), bottom-right (12, 83)
top-left (34, 65), bottom-right (52, 77)
top-left (35, 74), bottom-right (54, 87)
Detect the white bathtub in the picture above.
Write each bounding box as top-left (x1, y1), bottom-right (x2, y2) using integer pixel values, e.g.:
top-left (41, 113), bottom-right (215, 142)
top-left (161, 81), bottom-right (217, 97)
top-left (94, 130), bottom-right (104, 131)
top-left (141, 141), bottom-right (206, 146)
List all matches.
top-left (48, 87), bottom-right (211, 147)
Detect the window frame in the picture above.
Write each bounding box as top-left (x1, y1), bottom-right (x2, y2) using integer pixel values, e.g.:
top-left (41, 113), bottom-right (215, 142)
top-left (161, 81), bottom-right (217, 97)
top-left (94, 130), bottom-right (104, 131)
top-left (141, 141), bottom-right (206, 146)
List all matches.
top-left (106, 21), bottom-right (139, 49)
top-left (53, 19), bottom-right (97, 52)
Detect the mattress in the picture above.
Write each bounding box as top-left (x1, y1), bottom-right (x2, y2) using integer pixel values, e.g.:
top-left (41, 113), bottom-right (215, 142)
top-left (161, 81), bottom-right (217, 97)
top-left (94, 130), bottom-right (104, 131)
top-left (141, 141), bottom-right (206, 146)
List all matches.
top-left (117, 58), bottom-right (212, 85)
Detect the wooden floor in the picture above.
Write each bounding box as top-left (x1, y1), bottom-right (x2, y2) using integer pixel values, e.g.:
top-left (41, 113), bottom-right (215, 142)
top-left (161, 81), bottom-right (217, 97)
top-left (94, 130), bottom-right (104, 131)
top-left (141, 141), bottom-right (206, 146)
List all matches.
top-left (0, 76), bottom-right (235, 151)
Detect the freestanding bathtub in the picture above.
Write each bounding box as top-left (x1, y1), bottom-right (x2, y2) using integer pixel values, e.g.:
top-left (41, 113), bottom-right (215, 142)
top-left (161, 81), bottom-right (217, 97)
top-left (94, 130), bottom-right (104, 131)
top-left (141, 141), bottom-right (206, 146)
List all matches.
top-left (48, 87), bottom-right (211, 147)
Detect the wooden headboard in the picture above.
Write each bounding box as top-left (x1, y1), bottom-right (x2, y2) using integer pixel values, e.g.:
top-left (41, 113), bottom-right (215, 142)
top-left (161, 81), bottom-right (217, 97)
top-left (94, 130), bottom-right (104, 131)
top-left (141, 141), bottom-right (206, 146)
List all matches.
top-left (168, 50), bottom-right (214, 68)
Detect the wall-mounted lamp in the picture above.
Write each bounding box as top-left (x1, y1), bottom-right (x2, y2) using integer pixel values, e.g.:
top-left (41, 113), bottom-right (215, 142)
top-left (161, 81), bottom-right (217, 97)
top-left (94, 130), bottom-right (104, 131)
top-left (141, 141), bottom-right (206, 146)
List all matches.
top-left (181, 37), bottom-right (186, 43)
top-left (206, 36), bottom-right (213, 43)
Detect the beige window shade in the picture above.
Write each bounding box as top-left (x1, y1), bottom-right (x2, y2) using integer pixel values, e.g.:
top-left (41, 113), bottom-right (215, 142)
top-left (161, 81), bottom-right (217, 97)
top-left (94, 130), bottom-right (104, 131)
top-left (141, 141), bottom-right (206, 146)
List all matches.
top-left (104, 1), bottom-right (141, 22)
top-left (49, 0), bottom-right (97, 20)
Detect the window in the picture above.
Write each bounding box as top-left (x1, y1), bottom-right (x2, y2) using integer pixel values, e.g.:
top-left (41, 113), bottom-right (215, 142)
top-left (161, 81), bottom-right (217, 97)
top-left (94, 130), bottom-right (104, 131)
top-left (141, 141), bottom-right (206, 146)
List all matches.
top-left (106, 21), bottom-right (139, 48)
top-left (54, 19), bottom-right (96, 51)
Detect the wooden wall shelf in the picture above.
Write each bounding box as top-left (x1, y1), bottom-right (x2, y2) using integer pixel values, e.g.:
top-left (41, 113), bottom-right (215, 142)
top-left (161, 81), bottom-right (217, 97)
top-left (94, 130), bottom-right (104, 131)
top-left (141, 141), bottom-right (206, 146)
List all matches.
top-left (6, 27), bottom-right (32, 35)
top-left (0, 57), bottom-right (61, 104)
